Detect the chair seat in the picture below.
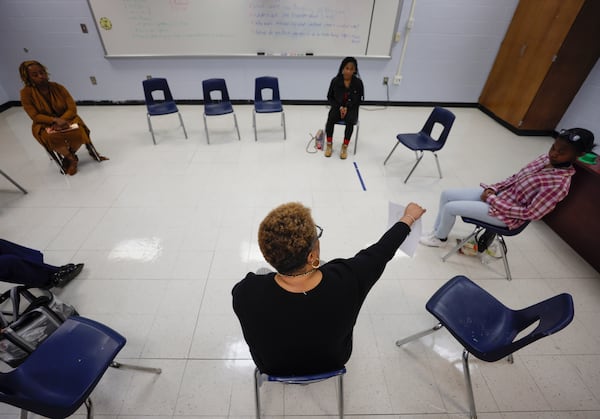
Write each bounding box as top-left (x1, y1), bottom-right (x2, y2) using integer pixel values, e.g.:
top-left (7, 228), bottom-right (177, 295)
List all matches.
top-left (255, 101), bottom-right (282, 113)
top-left (147, 102), bottom-right (179, 116)
top-left (397, 133), bottom-right (444, 152)
top-left (0, 316), bottom-right (125, 418)
top-left (461, 217), bottom-right (529, 237)
top-left (204, 102), bottom-right (234, 116)
top-left (426, 276), bottom-right (574, 362)
top-left (266, 367), bottom-right (346, 384)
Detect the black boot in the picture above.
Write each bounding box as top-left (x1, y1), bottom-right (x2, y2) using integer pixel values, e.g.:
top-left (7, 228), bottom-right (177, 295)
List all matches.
top-left (52, 263), bottom-right (84, 287)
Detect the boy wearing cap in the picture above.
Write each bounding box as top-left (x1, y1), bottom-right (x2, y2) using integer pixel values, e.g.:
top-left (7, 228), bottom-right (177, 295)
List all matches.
top-left (420, 128), bottom-right (595, 247)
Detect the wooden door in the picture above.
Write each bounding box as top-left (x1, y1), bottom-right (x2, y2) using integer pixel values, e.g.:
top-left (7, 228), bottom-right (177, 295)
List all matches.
top-left (521, 0), bottom-right (600, 130)
top-left (479, 0), bottom-right (585, 128)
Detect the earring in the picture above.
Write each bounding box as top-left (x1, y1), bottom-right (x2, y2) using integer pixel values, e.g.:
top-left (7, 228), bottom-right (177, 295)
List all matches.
top-left (311, 259), bottom-right (320, 269)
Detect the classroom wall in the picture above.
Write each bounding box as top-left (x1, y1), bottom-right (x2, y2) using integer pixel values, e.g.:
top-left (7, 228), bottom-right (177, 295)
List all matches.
top-left (0, 0), bottom-right (598, 147)
top-left (0, 0), bottom-right (518, 103)
top-left (558, 60), bottom-right (600, 153)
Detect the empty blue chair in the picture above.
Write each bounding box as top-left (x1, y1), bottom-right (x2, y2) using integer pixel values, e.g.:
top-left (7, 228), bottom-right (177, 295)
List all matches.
top-left (442, 217), bottom-right (530, 281)
top-left (0, 316), bottom-right (126, 419)
top-left (253, 76), bottom-right (286, 141)
top-left (384, 106), bottom-right (455, 183)
top-left (396, 275), bottom-right (574, 419)
top-left (142, 78), bottom-right (188, 145)
top-left (202, 78), bottom-right (241, 144)
top-left (254, 367), bottom-right (346, 418)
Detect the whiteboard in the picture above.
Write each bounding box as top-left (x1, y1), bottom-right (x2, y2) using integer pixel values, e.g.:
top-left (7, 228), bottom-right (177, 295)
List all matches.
top-left (88, 0), bottom-right (401, 58)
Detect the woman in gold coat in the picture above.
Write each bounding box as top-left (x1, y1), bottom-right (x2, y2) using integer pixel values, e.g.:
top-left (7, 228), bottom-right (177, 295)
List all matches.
top-left (19, 60), bottom-right (108, 175)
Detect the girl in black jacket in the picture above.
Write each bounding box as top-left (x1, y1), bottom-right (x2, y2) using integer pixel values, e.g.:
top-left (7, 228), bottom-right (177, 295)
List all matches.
top-left (324, 57), bottom-right (364, 159)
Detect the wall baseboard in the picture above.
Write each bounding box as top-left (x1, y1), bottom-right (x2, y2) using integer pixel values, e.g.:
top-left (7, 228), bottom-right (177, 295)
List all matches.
top-left (478, 105), bottom-right (555, 137)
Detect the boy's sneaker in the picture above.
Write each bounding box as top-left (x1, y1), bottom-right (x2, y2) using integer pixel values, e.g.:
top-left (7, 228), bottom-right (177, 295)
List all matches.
top-left (419, 234), bottom-right (446, 248)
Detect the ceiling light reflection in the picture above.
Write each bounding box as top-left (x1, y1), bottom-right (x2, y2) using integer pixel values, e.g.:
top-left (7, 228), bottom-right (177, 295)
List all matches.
top-left (108, 237), bottom-right (163, 262)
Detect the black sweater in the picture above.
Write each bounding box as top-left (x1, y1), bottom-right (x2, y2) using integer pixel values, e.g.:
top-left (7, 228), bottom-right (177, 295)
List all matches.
top-left (232, 221), bottom-right (410, 375)
top-left (327, 74), bottom-right (364, 112)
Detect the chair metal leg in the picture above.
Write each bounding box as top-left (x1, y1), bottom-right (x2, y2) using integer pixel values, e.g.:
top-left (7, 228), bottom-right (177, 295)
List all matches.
top-left (462, 349), bottom-right (477, 419)
top-left (497, 235), bottom-right (512, 281)
top-left (253, 110), bottom-right (258, 141)
top-left (338, 373), bottom-right (344, 418)
top-left (396, 323), bottom-right (444, 346)
top-left (507, 353), bottom-right (514, 364)
top-left (254, 368), bottom-right (263, 419)
top-left (282, 111), bottom-right (287, 140)
top-left (147, 114), bottom-right (157, 145)
top-left (20, 409), bottom-right (27, 419)
top-left (178, 112), bottom-right (188, 139)
top-left (0, 169), bottom-right (27, 194)
top-left (403, 151), bottom-right (424, 183)
top-left (442, 227), bottom-right (482, 262)
top-left (84, 397), bottom-right (93, 419)
top-left (353, 122), bottom-right (359, 155)
top-left (433, 151), bottom-right (443, 179)
top-left (383, 142), bottom-right (401, 165)
top-left (110, 361), bottom-right (162, 374)
top-left (233, 113), bottom-right (241, 140)
top-left (203, 114), bottom-right (210, 144)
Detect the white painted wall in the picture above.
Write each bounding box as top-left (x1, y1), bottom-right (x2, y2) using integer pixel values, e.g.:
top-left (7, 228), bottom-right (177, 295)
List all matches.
top-left (1, 0), bottom-right (597, 145)
top-left (558, 60), bottom-right (600, 152)
top-left (0, 0), bottom-right (518, 103)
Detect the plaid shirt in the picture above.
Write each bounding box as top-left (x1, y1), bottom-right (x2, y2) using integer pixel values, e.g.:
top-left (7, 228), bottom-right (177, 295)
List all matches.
top-left (480, 154), bottom-right (575, 229)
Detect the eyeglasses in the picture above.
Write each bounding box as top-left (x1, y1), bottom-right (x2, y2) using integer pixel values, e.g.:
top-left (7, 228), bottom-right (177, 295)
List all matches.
top-left (315, 225), bottom-right (323, 240)
top-left (559, 129), bottom-right (581, 142)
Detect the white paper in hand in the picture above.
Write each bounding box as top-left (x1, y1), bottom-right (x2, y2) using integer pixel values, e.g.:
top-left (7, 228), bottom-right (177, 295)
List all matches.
top-left (388, 201), bottom-right (422, 257)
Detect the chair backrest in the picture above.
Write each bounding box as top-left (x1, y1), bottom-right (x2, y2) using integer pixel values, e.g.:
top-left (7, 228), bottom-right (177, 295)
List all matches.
top-left (421, 106), bottom-right (455, 146)
top-left (426, 276), bottom-right (574, 362)
top-left (0, 316), bottom-right (126, 418)
top-left (142, 78), bottom-right (175, 105)
top-left (202, 78), bottom-right (231, 103)
top-left (255, 76), bottom-right (281, 103)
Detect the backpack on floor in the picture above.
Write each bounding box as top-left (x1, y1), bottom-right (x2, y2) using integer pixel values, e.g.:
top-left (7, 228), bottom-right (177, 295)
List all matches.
top-left (0, 286), bottom-right (78, 367)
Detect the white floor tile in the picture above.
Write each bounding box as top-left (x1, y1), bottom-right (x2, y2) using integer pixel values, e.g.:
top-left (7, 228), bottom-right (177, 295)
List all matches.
top-left (1, 105), bottom-right (599, 418)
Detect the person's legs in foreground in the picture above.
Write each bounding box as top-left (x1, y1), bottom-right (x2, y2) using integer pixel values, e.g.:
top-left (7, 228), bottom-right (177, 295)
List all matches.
top-left (0, 239), bottom-right (84, 288)
top-left (420, 188), bottom-right (507, 247)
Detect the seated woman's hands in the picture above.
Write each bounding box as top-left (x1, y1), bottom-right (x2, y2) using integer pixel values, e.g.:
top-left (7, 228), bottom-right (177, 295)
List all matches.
top-left (51, 117), bottom-right (70, 131)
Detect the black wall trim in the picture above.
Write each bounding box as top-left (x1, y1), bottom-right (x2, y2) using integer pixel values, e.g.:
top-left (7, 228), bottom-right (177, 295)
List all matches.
top-left (3, 99), bottom-right (479, 109)
top-left (4, 100), bottom-right (553, 138)
top-left (0, 101), bottom-right (20, 113)
top-left (478, 104), bottom-right (555, 137)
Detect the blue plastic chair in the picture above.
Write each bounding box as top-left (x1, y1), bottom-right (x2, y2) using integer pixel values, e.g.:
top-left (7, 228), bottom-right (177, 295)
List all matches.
top-left (0, 316), bottom-right (126, 419)
top-left (254, 367), bottom-right (346, 418)
top-left (253, 76), bottom-right (286, 141)
top-left (442, 217), bottom-right (530, 281)
top-left (142, 78), bottom-right (188, 145)
top-left (202, 78), bottom-right (241, 144)
top-left (384, 106), bottom-right (455, 183)
top-left (396, 275), bottom-right (574, 419)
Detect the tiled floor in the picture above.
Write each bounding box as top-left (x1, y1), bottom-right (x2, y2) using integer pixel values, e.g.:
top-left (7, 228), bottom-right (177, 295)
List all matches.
top-left (0, 103), bottom-right (599, 418)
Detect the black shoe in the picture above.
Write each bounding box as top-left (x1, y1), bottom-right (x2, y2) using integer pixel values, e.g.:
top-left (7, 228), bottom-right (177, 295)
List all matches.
top-left (52, 263), bottom-right (84, 288)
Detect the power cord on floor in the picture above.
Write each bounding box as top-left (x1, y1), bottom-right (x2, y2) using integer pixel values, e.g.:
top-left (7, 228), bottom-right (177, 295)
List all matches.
top-left (306, 132), bottom-right (319, 154)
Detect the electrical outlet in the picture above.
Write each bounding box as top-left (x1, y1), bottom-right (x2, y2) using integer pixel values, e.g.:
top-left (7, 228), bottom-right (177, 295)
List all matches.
top-left (90, 76), bottom-right (97, 85)
top-left (146, 75), bottom-right (152, 80)
top-left (80, 23), bottom-right (88, 33)
top-left (383, 77), bottom-right (389, 85)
